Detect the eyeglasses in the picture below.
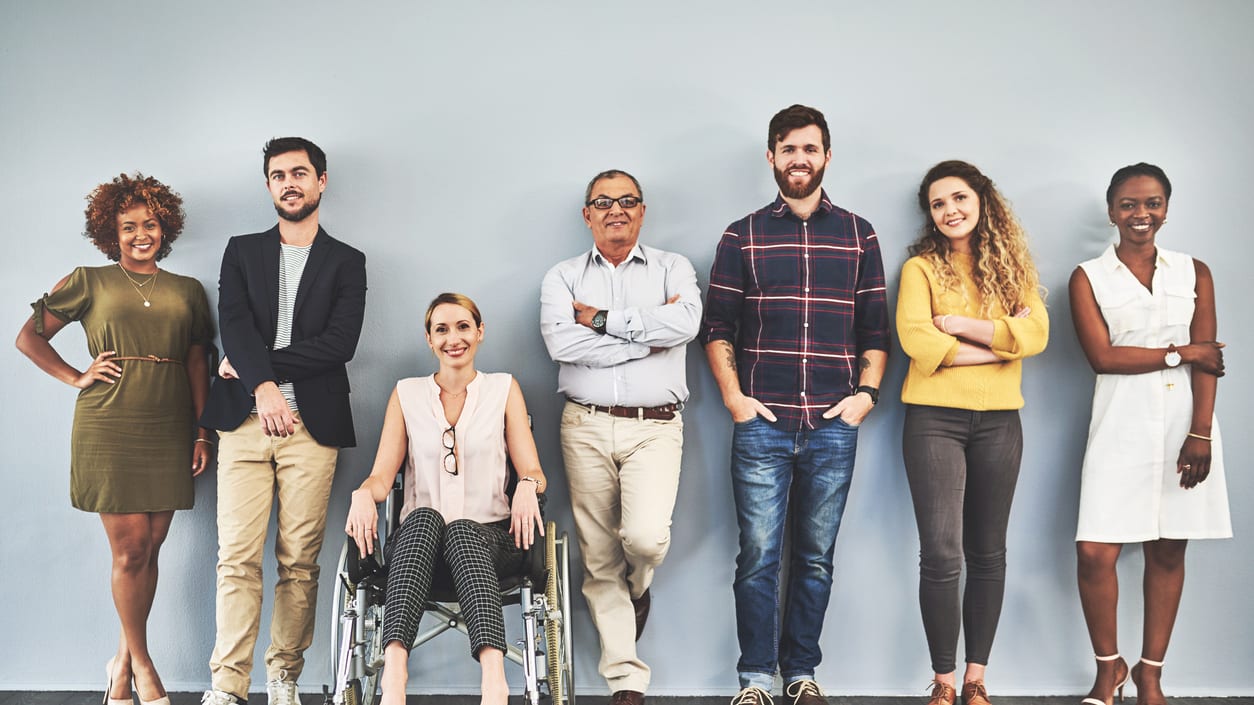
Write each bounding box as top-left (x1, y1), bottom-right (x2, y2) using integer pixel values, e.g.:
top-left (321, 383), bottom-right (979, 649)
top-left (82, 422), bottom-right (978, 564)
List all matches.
top-left (442, 426), bottom-right (458, 476)
top-left (586, 195), bottom-right (642, 210)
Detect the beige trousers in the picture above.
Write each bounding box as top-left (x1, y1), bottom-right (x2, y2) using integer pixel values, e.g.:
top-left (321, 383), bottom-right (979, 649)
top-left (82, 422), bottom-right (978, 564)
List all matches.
top-left (560, 401), bottom-right (684, 694)
top-left (210, 413), bottom-right (339, 698)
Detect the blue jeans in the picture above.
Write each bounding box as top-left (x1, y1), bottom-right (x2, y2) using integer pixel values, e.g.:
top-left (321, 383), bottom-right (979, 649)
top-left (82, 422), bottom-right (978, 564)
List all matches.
top-left (730, 416), bottom-right (858, 689)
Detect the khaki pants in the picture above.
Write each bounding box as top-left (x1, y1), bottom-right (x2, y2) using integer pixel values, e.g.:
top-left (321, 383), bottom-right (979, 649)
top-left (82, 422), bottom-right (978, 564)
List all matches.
top-left (560, 401), bottom-right (684, 694)
top-left (210, 413), bottom-right (339, 698)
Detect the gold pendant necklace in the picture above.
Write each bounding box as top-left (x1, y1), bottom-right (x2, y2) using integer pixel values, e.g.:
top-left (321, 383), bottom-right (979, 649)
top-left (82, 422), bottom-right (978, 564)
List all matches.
top-left (118, 263), bottom-right (159, 308)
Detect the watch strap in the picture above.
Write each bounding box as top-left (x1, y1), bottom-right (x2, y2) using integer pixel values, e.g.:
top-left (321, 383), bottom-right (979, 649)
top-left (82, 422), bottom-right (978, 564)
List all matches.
top-left (855, 385), bottom-right (880, 405)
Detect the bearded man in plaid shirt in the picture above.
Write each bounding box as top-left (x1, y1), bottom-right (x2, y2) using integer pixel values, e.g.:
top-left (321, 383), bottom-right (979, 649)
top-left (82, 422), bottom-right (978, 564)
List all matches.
top-left (699, 104), bottom-right (890, 705)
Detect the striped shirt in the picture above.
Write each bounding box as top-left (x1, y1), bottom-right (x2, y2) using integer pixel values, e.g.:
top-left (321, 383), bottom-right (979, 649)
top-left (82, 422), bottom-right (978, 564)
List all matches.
top-left (699, 190), bottom-right (890, 431)
top-left (274, 242), bottom-right (311, 410)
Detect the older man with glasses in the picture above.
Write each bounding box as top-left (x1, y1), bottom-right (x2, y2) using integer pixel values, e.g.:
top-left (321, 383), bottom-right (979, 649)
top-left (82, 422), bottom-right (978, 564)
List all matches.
top-left (540, 169), bottom-right (703, 705)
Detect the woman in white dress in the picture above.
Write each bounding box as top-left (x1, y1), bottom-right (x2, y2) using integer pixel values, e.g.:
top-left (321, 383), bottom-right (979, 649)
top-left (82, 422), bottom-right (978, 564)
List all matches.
top-left (1070, 163), bottom-right (1230, 705)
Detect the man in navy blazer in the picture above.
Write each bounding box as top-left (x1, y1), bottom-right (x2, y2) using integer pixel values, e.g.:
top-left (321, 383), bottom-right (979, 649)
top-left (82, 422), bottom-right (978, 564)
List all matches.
top-left (200, 137), bottom-right (366, 705)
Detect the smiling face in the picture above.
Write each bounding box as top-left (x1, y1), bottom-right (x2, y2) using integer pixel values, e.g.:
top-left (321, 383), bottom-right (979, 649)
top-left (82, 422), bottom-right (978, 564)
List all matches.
top-left (426, 303), bottom-right (484, 370)
top-left (266, 149), bottom-right (326, 222)
top-left (583, 174), bottom-right (646, 255)
top-left (1108, 174), bottom-right (1169, 246)
top-left (116, 205), bottom-right (163, 272)
top-left (927, 176), bottom-right (981, 251)
top-left (767, 124), bottom-right (830, 200)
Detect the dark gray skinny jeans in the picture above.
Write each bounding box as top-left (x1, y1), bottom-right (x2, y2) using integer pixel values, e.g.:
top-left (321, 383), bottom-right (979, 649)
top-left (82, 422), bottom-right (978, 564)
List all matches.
top-left (902, 404), bottom-right (1023, 674)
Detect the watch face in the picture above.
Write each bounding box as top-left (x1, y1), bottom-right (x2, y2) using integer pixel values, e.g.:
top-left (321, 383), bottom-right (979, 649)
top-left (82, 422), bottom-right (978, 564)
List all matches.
top-left (593, 312), bottom-right (607, 328)
top-left (1165, 351), bottom-right (1182, 367)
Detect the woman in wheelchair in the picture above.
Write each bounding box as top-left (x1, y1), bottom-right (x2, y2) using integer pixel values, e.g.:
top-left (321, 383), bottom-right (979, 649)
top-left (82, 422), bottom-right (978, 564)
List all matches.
top-left (345, 292), bottom-right (548, 705)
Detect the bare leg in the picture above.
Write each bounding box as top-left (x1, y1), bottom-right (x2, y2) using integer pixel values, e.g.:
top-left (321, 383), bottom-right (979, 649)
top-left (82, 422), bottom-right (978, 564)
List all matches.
top-left (109, 632), bottom-right (132, 700)
top-left (379, 642), bottom-right (409, 705)
top-left (933, 671), bottom-right (956, 688)
top-left (963, 663), bottom-right (986, 684)
top-left (100, 511), bottom-right (175, 702)
top-left (478, 647), bottom-right (508, 705)
top-left (1132, 540), bottom-right (1187, 705)
top-left (1077, 541), bottom-right (1128, 703)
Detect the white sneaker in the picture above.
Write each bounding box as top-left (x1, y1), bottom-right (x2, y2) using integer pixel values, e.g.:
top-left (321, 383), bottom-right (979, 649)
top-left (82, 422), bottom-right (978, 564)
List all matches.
top-left (202, 690), bottom-right (239, 705)
top-left (267, 678), bottom-right (299, 705)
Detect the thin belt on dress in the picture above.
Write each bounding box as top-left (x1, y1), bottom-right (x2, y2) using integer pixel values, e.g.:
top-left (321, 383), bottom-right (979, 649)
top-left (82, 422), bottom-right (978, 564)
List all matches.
top-left (113, 355), bottom-right (184, 365)
top-left (567, 398), bottom-right (681, 421)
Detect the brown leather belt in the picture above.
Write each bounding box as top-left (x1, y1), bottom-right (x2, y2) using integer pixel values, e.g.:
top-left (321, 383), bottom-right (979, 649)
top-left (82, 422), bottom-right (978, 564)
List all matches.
top-left (569, 399), bottom-right (681, 421)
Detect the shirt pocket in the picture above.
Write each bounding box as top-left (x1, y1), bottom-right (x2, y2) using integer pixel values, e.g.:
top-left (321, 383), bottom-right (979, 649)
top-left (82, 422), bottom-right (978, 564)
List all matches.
top-left (1097, 288), bottom-right (1147, 337)
top-left (1164, 283), bottom-right (1196, 328)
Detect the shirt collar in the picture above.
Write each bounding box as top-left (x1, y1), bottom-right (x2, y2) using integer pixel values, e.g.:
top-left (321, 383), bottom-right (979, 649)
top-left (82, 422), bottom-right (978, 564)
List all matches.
top-left (591, 243), bottom-right (647, 267)
top-left (769, 189), bottom-right (835, 219)
top-left (1101, 243), bottom-right (1171, 271)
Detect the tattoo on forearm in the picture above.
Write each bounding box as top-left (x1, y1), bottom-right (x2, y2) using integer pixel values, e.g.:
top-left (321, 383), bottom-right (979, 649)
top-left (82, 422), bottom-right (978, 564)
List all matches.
top-left (723, 343), bottom-right (737, 372)
top-left (859, 356), bottom-right (870, 371)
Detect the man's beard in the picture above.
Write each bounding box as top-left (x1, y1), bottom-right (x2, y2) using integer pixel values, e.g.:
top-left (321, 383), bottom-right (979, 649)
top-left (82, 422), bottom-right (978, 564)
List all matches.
top-left (275, 194), bottom-right (321, 222)
top-left (773, 163), bottom-right (825, 200)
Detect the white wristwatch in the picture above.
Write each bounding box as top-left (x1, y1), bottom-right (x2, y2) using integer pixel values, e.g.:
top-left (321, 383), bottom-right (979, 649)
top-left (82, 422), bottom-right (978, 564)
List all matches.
top-left (1164, 344), bottom-right (1182, 368)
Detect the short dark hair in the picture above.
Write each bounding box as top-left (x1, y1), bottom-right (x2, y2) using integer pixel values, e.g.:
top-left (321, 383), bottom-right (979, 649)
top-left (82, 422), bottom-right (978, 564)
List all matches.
top-left (1106, 162), bottom-right (1171, 207)
top-left (584, 169), bottom-right (643, 204)
top-left (83, 172), bottom-right (185, 261)
top-left (767, 104), bottom-right (830, 152)
top-left (263, 137), bottom-right (327, 178)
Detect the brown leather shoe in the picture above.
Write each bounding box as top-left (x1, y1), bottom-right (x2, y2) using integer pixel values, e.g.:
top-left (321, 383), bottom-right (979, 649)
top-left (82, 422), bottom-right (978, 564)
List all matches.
top-left (785, 679), bottom-right (828, 705)
top-left (632, 588), bottom-right (651, 640)
top-left (610, 690), bottom-right (645, 705)
top-left (961, 681), bottom-right (991, 705)
top-left (927, 681), bottom-right (956, 705)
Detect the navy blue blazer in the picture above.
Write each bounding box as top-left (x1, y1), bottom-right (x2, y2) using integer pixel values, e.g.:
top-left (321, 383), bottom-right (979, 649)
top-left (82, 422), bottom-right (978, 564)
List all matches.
top-left (200, 225), bottom-right (367, 448)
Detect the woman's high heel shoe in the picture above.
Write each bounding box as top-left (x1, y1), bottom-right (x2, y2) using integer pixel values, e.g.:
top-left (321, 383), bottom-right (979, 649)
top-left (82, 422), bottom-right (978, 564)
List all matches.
top-left (1130, 658), bottom-right (1166, 705)
top-left (104, 657), bottom-right (133, 705)
top-left (1080, 653), bottom-right (1130, 705)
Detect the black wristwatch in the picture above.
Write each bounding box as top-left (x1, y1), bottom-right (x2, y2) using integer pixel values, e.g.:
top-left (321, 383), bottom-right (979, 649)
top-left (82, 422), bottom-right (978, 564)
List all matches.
top-left (591, 310), bottom-right (608, 335)
top-left (855, 385), bottom-right (879, 405)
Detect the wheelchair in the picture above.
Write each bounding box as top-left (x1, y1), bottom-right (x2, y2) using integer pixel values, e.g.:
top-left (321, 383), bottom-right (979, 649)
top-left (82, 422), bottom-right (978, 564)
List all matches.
top-left (325, 468), bottom-right (575, 705)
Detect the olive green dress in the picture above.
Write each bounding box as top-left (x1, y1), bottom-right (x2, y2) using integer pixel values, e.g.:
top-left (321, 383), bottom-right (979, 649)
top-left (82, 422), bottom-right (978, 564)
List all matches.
top-left (32, 265), bottom-right (214, 513)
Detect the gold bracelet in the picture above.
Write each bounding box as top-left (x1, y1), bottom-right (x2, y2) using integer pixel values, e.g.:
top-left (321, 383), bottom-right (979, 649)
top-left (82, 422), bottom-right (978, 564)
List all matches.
top-left (1186, 432), bottom-right (1212, 442)
top-left (194, 438), bottom-right (215, 446)
top-left (941, 314), bottom-right (952, 335)
top-left (518, 476), bottom-right (545, 492)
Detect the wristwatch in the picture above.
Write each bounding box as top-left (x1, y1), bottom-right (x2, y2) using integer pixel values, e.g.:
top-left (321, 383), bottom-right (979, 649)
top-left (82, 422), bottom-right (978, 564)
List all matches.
top-left (1164, 344), bottom-right (1182, 368)
top-left (855, 385), bottom-right (880, 405)
top-left (591, 310), bottom-right (608, 335)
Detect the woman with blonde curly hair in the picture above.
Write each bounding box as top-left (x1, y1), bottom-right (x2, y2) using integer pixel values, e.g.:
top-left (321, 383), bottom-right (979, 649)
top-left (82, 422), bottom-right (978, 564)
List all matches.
top-left (895, 160), bottom-right (1049, 705)
top-left (16, 173), bottom-right (214, 705)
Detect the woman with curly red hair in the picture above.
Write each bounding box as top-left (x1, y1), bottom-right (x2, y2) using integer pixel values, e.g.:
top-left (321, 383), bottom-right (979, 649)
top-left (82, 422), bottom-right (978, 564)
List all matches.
top-left (16, 173), bottom-right (214, 705)
top-left (896, 160), bottom-right (1049, 705)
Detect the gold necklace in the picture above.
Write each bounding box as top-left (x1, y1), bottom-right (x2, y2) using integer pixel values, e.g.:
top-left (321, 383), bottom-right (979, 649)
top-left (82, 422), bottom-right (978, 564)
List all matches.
top-left (118, 263), bottom-right (159, 308)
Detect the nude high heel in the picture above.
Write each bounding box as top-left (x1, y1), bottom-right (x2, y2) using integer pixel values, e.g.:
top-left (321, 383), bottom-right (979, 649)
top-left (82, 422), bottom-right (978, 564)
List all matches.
top-left (1080, 653), bottom-right (1130, 705)
top-left (1130, 658), bottom-right (1166, 705)
top-left (104, 657), bottom-right (133, 705)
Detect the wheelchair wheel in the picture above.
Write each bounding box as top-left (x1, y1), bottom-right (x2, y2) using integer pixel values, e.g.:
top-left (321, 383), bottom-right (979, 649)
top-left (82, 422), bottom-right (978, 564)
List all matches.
top-left (544, 522), bottom-right (575, 705)
top-left (331, 541), bottom-right (385, 705)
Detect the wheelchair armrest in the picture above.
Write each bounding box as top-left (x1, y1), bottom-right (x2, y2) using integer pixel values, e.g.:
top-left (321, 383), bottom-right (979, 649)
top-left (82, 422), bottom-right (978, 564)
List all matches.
top-left (346, 537), bottom-right (387, 586)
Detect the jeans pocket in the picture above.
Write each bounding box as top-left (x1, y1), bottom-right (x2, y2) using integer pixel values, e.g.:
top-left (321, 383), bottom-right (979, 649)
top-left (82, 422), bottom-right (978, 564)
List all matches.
top-left (831, 415), bottom-right (860, 429)
top-left (734, 415), bottom-right (762, 427)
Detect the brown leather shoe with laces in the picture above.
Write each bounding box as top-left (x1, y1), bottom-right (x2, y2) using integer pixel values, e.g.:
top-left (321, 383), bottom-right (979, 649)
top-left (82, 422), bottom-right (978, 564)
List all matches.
top-left (610, 690), bottom-right (645, 705)
top-left (962, 681), bottom-right (991, 705)
top-left (785, 679), bottom-right (827, 705)
top-left (927, 681), bottom-right (956, 705)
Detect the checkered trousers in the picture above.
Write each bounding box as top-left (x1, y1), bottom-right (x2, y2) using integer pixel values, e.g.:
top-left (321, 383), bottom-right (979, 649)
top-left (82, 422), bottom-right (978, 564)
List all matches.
top-left (382, 507), bottom-right (525, 658)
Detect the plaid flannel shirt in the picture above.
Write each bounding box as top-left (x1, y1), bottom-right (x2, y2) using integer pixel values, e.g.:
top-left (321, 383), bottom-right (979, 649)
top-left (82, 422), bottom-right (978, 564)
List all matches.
top-left (699, 191), bottom-right (890, 431)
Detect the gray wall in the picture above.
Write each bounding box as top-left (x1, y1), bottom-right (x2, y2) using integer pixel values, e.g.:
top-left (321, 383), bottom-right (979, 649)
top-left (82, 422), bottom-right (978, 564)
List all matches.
top-left (1, 0), bottom-right (1250, 696)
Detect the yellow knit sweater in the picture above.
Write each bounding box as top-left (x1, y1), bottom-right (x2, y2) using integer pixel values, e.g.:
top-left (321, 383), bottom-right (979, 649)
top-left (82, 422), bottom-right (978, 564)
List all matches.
top-left (896, 253), bottom-right (1049, 410)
